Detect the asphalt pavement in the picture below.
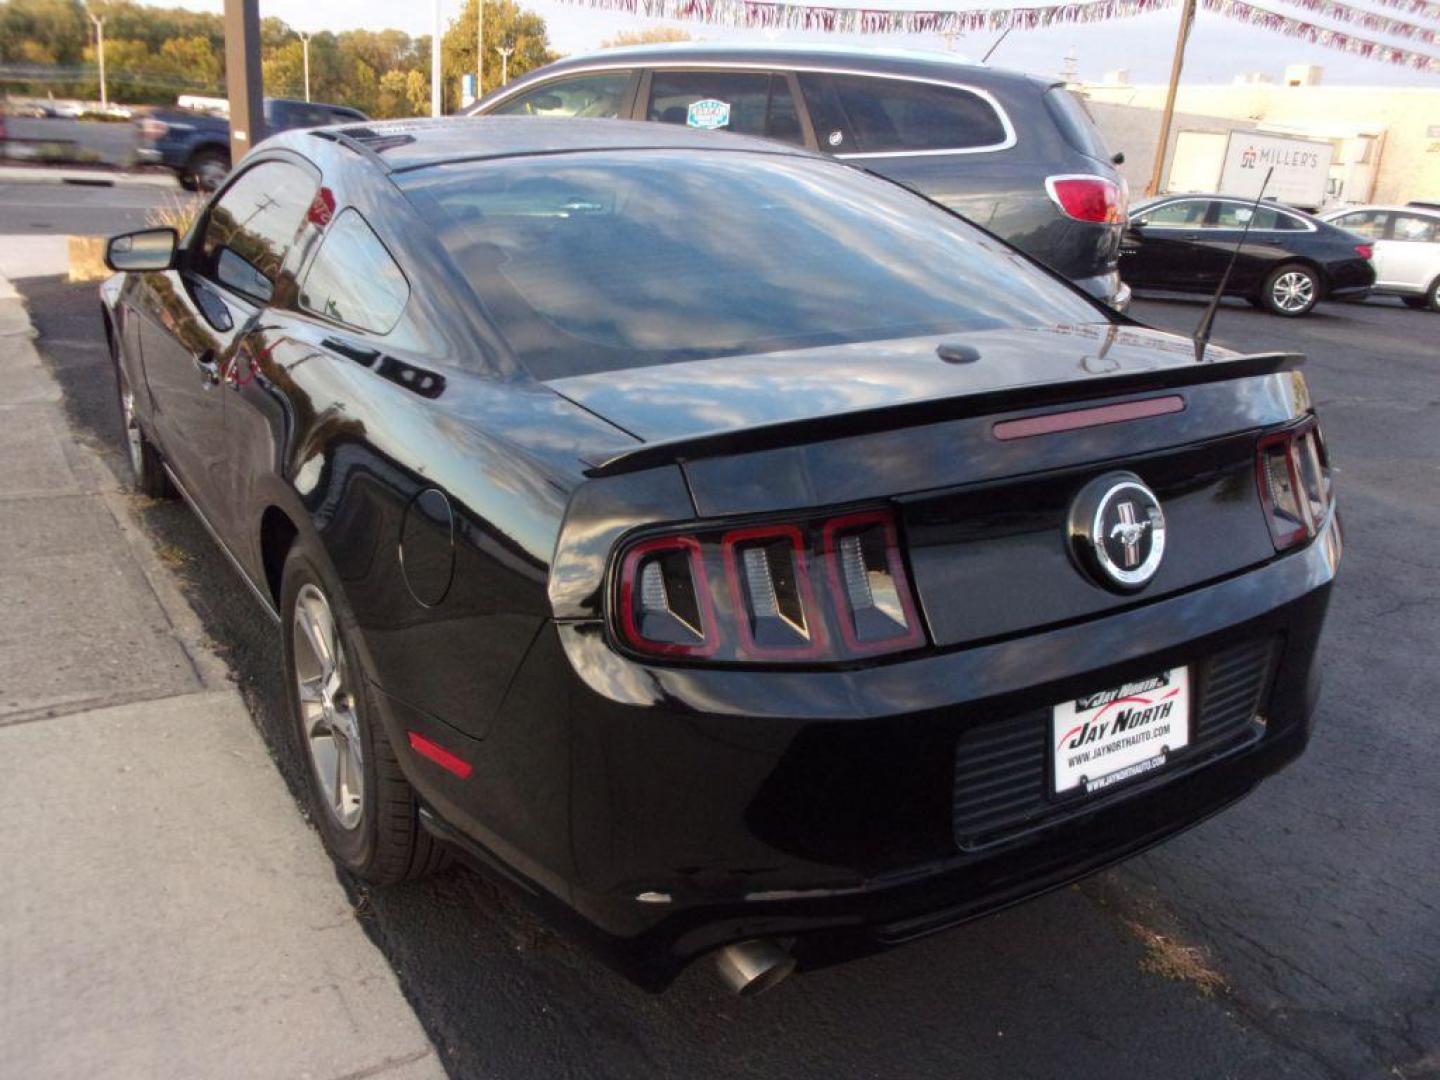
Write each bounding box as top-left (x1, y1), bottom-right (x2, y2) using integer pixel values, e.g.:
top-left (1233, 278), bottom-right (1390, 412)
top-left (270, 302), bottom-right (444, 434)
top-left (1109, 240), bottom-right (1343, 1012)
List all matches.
top-left (12, 242), bottom-right (1440, 1076)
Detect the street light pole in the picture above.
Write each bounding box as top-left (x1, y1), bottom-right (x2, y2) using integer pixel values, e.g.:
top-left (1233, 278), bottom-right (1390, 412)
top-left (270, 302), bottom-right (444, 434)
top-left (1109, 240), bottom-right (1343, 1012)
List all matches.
top-left (495, 44), bottom-right (513, 87)
top-left (1146, 0), bottom-right (1197, 197)
top-left (476, 0), bottom-right (484, 98)
top-left (297, 31), bottom-right (312, 102)
top-left (431, 0), bottom-right (442, 117)
top-left (88, 10), bottom-right (107, 110)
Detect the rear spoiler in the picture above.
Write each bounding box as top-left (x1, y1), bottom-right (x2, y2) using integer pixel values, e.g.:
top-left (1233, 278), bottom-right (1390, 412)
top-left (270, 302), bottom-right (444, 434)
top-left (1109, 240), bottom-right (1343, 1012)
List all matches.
top-left (582, 350), bottom-right (1303, 479)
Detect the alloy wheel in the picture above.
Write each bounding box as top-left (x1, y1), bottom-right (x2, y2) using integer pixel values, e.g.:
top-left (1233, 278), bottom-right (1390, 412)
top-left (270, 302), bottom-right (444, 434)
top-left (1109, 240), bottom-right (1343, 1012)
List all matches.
top-left (1271, 271), bottom-right (1315, 314)
top-left (292, 583), bottom-right (365, 831)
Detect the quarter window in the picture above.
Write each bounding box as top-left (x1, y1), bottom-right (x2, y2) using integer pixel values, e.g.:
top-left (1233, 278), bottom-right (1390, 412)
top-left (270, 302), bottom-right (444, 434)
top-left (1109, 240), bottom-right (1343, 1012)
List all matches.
top-left (1393, 213), bottom-right (1440, 243)
top-left (490, 72), bottom-right (633, 118)
top-left (1333, 210), bottom-right (1388, 239)
top-left (799, 73), bottom-right (1007, 153)
top-left (299, 209), bottom-right (409, 334)
top-left (200, 160), bottom-right (318, 301)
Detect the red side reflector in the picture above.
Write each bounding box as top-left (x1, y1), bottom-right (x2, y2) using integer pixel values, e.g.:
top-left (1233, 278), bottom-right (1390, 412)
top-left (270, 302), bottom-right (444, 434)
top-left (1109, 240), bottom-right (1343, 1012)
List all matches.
top-left (993, 396), bottom-right (1186, 441)
top-left (408, 731), bottom-right (473, 779)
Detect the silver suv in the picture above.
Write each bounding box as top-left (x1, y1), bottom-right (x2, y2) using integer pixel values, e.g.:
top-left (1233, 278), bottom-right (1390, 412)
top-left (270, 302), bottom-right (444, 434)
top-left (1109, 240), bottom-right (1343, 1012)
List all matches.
top-left (1319, 202), bottom-right (1440, 311)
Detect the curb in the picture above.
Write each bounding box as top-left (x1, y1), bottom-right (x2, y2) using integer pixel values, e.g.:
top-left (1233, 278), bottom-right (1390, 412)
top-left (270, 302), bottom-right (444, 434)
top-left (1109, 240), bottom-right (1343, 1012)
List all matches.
top-left (0, 165), bottom-right (178, 189)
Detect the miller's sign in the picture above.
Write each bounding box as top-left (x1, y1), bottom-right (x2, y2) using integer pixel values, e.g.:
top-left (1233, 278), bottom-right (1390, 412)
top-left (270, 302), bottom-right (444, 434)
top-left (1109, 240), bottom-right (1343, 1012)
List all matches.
top-left (1218, 131), bottom-right (1334, 207)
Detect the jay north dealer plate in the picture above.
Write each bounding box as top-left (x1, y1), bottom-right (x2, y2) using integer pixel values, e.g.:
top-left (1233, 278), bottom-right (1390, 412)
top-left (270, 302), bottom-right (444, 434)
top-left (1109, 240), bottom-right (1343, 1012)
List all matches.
top-left (1051, 667), bottom-right (1191, 797)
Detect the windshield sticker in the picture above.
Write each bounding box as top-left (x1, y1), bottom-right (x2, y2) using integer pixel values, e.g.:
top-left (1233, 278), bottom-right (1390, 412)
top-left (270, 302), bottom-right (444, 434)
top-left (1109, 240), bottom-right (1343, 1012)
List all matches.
top-left (686, 99), bottom-right (731, 130)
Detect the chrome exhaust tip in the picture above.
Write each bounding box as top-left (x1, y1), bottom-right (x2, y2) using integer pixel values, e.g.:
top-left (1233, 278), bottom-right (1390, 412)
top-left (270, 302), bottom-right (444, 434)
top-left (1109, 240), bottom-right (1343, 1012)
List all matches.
top-left (714, 938), bottom-right (796, 996)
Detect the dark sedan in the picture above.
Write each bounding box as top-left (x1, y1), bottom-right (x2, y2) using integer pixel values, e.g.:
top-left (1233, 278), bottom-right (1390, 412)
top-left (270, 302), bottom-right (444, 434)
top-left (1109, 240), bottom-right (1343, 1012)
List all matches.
top-left (1121, 194), bottom-right (1374, 316)
top-left (100, 118), bottom-right (1340, 995)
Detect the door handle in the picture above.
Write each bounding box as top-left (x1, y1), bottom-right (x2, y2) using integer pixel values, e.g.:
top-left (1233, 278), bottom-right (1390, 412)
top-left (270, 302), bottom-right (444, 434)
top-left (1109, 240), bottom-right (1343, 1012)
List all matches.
top-left (194, 350), bottom-right (219, 385)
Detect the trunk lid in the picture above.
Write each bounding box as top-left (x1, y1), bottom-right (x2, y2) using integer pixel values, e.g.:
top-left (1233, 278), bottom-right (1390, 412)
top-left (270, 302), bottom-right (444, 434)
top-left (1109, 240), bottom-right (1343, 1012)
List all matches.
top-left (549, 323), bottom-right (1214, 445)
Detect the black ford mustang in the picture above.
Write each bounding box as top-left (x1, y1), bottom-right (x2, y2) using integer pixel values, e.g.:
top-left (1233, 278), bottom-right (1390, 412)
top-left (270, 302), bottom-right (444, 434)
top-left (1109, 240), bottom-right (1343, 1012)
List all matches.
top-left (100, 118), bottom-right (1340, 995)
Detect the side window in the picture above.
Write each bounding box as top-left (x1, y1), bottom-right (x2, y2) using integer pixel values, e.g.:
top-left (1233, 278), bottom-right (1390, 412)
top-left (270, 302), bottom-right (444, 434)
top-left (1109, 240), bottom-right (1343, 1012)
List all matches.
top-left (1140, 200), bottom-right (1206, 227)
top-left (1334, 210), bottom-right (1388, 240)
top-left (490, 72), bottom-right (633, 118)
top-left (647, 71), bottom-right (770, 136)
top-left (1393, 214), bottom-right (1440, 243)
top-left (1212, 203), bottom-right (1282, 230)
top-left (200, 160), bottom-right (318, 302)
top-left (299, 209), bottom-right (409, 334)
top-left (1272, 212), bottom-right (1308, 231)
top-left (803, 74), bottom-right (1008, 154)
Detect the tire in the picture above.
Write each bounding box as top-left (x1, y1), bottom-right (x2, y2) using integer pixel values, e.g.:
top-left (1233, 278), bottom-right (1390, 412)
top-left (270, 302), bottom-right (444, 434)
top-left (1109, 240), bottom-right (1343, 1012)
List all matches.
top-left (187, 148), bottom-right (230, 193)
top-left (111, 334), bottom-right (173, 499)
top-left (280, 543), bottom-right (448, 885)
top-left (1260, 263), bottom-right (1320, 317)
top-left (177, 171), bottom-right (197, 193)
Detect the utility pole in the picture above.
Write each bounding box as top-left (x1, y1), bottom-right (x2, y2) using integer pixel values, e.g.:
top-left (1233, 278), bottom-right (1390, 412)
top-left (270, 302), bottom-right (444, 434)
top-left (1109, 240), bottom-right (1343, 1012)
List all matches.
top-left (87, 9), bottom-right (107, 109)
top-left (1146, 0), bottom-right (1197, 197)
top-left (495, 43), bottom-right (513, 86)
top-left (223, 0), bottom-right (264, 164)
top-left (431, 0), bottom-right (442, 117)
top-left (298, 31), bottom-right (312, 102)
top-left (476, 0), bottom-right (484, 98)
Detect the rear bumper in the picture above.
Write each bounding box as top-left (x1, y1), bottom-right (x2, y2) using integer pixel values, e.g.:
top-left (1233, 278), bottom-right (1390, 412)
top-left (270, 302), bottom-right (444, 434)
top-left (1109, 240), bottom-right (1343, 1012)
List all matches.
top-left (407, 516), bottom-right (1340, 990)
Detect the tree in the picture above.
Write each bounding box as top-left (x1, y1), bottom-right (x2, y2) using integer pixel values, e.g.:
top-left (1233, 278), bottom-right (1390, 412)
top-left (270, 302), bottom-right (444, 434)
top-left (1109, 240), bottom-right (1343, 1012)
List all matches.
top-left (600, 26), bottom-right (692, 48)
top-left (405, 68), bottom-right (429, 116)
top-left (441, 0), bottom-right (554, 109)
top-left (377, 68), bottom-right (412, 119)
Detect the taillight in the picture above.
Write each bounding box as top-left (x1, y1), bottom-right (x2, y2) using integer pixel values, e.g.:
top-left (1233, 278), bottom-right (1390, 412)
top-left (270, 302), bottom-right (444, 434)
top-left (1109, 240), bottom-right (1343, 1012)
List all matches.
top-left (613, 507), bottom-right (924, 664)
top-left (139, 118), bottom-right (169, 141)
top-left (1045, 174), bottom-right (1123, 224)
top-left (1256, 418), bottom-right (1334, 551)
top-left (1355, 243), bottom-right (1373, 260)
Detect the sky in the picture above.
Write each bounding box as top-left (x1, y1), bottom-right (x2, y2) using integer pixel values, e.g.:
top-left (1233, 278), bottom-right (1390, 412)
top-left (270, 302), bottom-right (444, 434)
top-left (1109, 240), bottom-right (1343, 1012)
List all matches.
top-left (152, 0), bottom-right (1440, 87)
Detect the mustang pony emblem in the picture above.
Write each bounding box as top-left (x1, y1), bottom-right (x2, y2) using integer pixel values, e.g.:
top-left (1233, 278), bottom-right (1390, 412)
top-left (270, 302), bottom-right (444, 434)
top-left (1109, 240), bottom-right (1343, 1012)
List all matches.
top-left (1109, 502), bottom-right (1151, 568)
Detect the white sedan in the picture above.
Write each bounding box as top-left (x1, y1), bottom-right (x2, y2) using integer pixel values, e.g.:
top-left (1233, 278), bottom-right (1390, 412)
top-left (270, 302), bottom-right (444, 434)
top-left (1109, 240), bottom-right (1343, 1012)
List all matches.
top-left (1320, 203), bottom-right (1440, 311)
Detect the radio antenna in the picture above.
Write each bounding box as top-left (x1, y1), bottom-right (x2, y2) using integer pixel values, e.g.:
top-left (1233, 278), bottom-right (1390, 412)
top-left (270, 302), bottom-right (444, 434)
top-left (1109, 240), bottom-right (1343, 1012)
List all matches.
top-left (1194, 165), bottom-right (1274, 362)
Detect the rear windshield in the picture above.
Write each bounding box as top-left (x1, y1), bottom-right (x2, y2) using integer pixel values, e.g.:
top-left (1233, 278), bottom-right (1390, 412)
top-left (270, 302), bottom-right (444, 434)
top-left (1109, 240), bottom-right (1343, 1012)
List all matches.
top-left (1044, 87), bottom-right (1112, 163)
top-left (400, 149), bottom-right (1104, 380)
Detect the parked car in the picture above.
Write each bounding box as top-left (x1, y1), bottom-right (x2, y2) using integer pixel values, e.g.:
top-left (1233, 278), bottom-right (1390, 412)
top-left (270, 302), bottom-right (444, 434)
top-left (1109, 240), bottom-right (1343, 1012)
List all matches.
top-left (466, 44), bottom-right (1131, 309)
top-left (100, 117), bottom-right (1339, 994)
top-left (1317, 202), bottom-right (1440, 311)
top-left (134, 97), bottom-right (368, 191)
top-left (1121, 194), bottom-right (1375, 316)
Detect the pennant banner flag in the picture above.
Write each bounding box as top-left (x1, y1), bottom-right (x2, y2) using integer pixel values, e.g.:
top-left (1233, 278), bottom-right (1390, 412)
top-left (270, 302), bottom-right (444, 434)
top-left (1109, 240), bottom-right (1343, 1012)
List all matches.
top-left (553, 0), bottom-right (1440, 70)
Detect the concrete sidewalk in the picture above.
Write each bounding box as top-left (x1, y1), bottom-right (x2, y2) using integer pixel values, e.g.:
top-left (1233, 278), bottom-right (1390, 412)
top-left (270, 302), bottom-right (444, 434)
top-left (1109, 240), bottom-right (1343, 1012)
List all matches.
top-left (0, 271), bottom-right (443, 1078)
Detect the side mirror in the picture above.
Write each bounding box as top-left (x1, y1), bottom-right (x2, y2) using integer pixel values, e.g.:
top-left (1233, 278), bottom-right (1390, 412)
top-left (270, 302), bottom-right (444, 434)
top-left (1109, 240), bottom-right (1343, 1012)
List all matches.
top-left (105, 228), bottom-right (178, 272)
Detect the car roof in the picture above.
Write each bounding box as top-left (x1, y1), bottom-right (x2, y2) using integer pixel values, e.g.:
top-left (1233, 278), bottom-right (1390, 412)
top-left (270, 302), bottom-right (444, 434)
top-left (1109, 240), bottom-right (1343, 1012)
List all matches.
top-left (1321, 204), bottom-right (1440, 216)
top-left (278, 115), bottom-right (818, 173)
top-left (1135, 193), bottom-right (1315, 214)
top-left (467, 42), bottom-right (1051, 113)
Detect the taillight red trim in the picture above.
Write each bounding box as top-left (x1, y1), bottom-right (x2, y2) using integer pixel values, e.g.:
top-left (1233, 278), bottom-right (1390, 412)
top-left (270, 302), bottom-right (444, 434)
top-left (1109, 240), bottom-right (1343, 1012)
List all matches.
top-left (408, 731), bottom-right (473, 779)
top-left (617, 534), bottom-right (719, 658)
top-left (1355, 243), bottom-right (1373, 260)
top-left (821, 510), bottom-right (925, 657)
top-left (720, 524), bottom-right (828, 660)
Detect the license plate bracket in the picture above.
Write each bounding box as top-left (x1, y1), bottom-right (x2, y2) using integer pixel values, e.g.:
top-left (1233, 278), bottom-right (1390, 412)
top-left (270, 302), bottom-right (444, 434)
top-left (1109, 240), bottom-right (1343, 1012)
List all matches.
top-left (1051, 667), bottom-right (1191, 798)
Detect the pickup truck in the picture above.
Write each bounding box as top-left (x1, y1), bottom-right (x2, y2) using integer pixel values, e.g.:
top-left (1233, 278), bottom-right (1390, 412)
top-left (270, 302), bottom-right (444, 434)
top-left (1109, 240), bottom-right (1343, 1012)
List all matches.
top-left (134, 97), bottom-right (368, 191)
